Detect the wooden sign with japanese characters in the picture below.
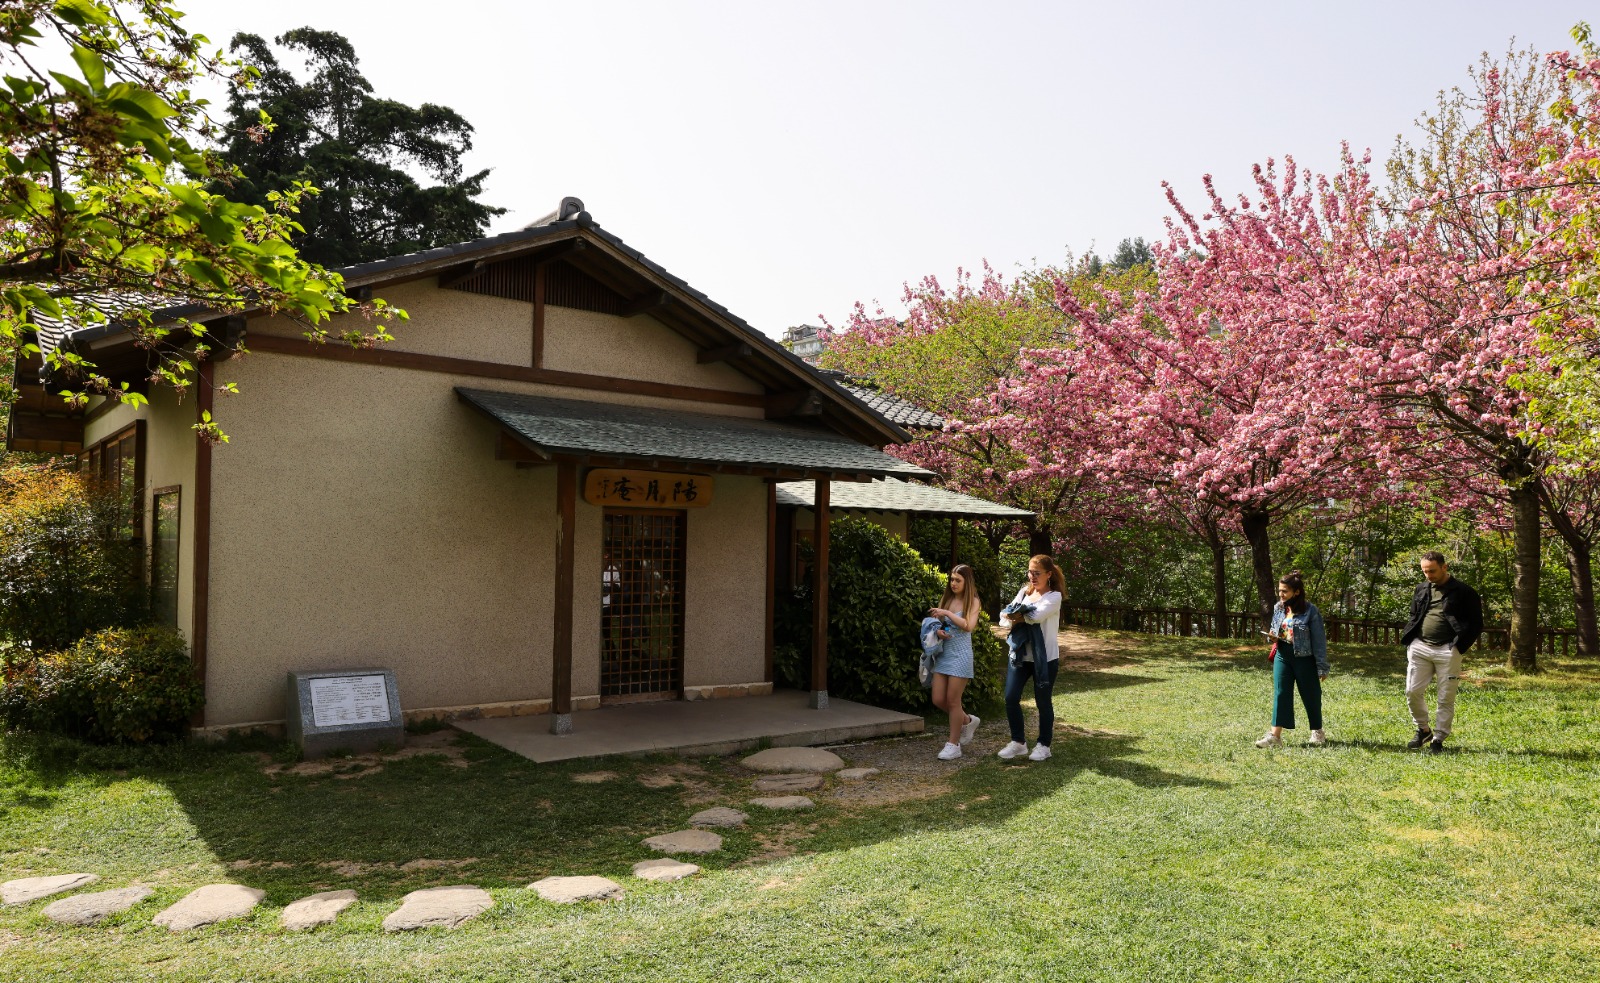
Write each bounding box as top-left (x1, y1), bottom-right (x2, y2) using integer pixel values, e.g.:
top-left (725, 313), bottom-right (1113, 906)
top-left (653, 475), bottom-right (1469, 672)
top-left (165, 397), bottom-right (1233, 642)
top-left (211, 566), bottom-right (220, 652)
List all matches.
top-left (583, 469), bottom-right (714, 509)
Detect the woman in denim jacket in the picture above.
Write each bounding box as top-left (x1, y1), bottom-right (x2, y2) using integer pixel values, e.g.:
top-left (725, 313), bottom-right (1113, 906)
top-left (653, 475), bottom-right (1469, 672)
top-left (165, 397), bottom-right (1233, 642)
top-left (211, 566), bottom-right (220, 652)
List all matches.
top-left (1255, 570), bottom-right (1330, 748)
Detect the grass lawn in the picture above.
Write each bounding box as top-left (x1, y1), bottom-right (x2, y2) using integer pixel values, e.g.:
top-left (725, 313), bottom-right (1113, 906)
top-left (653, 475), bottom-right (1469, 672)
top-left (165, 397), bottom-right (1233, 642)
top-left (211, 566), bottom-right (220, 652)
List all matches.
top-left (2, 630), bottom-right (1598, 982)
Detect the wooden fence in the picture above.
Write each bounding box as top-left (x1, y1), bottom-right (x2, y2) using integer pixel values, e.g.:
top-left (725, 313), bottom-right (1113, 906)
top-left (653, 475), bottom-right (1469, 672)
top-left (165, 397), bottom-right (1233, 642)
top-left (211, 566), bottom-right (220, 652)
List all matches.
top-left (1059, 603), bottom-right (1578, 658)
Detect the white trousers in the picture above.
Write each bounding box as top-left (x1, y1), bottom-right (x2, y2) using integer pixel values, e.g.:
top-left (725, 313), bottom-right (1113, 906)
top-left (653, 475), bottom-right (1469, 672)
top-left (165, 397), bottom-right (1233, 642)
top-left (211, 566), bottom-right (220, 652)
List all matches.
top-left (1406, 640), bottom-right (1463, 736)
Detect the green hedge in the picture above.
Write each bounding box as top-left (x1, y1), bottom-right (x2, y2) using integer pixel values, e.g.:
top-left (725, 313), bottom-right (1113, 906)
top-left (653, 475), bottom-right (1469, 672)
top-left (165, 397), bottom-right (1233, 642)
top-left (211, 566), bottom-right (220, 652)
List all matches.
top-left (775, 516), bottom-right (1004, 711)
top-left (0, 462), bottom-right (147, 650)
top-left (907, 517), bottom-right (1006, 617)
top-left (0, 626), bottom-right (202, 744)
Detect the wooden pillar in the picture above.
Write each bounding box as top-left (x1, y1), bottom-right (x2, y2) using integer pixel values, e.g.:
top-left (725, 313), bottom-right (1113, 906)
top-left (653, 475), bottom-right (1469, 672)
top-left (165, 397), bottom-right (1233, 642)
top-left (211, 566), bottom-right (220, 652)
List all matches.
top-left (948, 515), bottom-right (960, 571)
top-left (531, 262), bottom-right (546, 367)
top-left (190, 359), bottom-right (214, 728)
top-left (765, 480), bottom-right (776, 684)
top-left (550, 459), bottom-right (577, 734)
top-left (810, 478), bottom-right (830, 709)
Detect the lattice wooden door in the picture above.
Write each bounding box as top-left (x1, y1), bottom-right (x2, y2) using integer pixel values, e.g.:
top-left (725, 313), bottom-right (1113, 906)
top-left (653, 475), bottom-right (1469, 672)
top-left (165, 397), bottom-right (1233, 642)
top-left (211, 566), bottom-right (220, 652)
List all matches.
top-left (600, 511), bottom-right (686, 701)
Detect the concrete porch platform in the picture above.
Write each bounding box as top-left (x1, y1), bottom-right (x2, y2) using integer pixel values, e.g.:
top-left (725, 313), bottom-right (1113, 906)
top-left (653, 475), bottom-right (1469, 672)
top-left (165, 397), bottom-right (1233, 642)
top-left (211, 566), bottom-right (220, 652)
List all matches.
top-left (452, 689), bottom-right (924, 763)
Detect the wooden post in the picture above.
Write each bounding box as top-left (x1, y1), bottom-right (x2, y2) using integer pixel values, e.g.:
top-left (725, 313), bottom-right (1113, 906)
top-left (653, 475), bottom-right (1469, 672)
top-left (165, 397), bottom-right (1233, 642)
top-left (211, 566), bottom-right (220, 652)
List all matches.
top-left (550, 459), bottom-right (576, 734)
top-left (948, 515), bottom-right (959, 571)
top-left (810, 478), bottom-right (830, 709)
top-left (765, 480), bottom-right (776, 684)
top-left (190, 359), bottom-right (214, 728)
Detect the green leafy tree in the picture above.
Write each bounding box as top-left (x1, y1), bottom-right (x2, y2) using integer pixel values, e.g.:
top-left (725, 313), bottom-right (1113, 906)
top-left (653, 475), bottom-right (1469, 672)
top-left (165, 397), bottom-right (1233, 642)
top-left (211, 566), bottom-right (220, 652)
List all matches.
top-left (1, 0), bottom-right (397, 419)
top-left (216, 28), bottom-right (505, 267)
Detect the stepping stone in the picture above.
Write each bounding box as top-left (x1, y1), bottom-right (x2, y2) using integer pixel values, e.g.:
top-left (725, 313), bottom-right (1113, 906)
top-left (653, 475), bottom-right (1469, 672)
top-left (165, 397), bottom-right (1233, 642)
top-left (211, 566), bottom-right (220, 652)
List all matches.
top-left (529, 876), bottom-right (623, 904)
top-left (749, 795), bottom-right (815, 811)
top-left (281, 889), bottom-right (357, 931)
top-left (642, 829), bottom-right (722, 855)
top-left (689, 807), bottom-right (747, 828)
top-left (632, 859), bottom-right (700, 882)
top-left (42, 886), bottom-right (153, 926)
top-left (753, 773), bottom-right (823, 793)
top-left (1, 873), bottom-right (99, 905)
top-left (382, 885), bottom-right (493, 932)
top-left (153, 884), bottom-right (265, 931)
top-left (571, 771), bottom-right (617, 784)
top-left (837, 767), bottom-right (880, 781)
top-left (741, 747), bottom-right (845, 773)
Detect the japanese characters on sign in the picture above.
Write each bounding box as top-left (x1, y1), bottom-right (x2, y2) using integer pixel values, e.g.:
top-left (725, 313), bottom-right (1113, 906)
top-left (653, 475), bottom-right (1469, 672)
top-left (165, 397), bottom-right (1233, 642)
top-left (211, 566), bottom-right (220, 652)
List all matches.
top-left (583, 469), bottom-right (715, 509)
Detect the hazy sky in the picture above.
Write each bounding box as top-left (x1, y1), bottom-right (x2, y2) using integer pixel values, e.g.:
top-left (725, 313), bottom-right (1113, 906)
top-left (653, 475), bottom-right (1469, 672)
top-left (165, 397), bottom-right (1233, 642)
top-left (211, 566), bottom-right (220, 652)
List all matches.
top-left (173, 0), bottom-right (1593, 338)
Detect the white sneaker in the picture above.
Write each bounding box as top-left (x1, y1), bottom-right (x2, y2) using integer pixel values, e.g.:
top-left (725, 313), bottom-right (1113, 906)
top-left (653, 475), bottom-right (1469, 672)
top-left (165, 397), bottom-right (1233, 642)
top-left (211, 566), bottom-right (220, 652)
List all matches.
top-left (1307, 729), bottom-right (1327, 746)
top-left (1254, 731), bottom-right (1282, 748)
top-left (937, 742), bottom-right (962, 761)
top-left (1027, 743), bottom-right (1052, 762)
top-left (959, 714), bottom-right (981, 745)
top-left (996, 740), bottom-right (1028, 760)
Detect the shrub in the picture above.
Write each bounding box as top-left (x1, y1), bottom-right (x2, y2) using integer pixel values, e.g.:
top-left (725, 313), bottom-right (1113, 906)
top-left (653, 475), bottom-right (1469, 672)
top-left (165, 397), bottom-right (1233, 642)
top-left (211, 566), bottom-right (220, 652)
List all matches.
top-left (908, 517), bottom-right (1006, 617)
top-left (0, 626), bottom-right (201, 743)
top-left (0, 461), bottom-right (147, 650)
top-left (775, 517), bottom-right (1004, 711)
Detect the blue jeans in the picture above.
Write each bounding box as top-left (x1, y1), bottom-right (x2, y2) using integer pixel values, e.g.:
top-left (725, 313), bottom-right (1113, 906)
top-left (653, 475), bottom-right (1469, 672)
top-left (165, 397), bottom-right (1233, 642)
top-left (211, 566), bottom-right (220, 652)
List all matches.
top-left (1005, 658), bottom-right (1059, 746)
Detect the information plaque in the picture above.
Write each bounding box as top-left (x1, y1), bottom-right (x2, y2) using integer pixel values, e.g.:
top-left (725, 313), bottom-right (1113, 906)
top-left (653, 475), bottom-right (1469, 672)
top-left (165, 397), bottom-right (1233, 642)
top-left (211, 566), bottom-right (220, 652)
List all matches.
top-left (286, 667), bottom-right (404, 759)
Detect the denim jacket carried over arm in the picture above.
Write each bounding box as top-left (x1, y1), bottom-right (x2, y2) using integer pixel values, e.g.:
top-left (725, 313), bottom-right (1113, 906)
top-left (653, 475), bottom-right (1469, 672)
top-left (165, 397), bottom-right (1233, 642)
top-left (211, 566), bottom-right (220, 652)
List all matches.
top-left (1270, 601), bottom-right (1329, 675)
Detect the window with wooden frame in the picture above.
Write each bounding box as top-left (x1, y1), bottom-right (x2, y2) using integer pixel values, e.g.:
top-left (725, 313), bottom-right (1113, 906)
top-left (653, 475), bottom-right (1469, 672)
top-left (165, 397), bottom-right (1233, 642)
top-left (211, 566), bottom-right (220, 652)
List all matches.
top-left (150, 486), bottom-right (181, 628)
top-left (78, 421), bottom-right (145, 542)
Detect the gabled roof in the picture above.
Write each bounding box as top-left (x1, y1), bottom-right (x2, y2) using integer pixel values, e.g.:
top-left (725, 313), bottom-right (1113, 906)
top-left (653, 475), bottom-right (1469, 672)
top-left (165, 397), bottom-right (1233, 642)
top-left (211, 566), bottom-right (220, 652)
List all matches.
top-left (837, 382), bottom-right (945, 431)
top-left (24, 207), bottom-right (914, 449)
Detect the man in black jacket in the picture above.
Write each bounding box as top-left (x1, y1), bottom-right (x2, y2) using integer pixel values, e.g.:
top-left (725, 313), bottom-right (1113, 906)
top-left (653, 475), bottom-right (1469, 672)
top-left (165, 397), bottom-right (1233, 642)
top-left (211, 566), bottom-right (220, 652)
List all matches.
top-left (1400, 551), bottom-right (1483, 754)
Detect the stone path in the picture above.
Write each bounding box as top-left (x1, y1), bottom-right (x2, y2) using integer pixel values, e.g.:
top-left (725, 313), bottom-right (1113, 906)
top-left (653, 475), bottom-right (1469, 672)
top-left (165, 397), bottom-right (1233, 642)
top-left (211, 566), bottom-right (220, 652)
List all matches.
top-left (752, 773), bottom-right (823, 793)
top-left (382, 885), bottom-right (493, 932)
top-left (2, 873), bottom-right (98, 905)
top-left (3, 745), bottom-right (888, 935)
top-left (632, 859), bottom-right (699, 882)
top-left (642, 829), bottom-right (723, 855)
top-left (42, 887), bottom-right (152, 926)
top-left (281, 890), bottom-right (357, 931)
top-left (689, 807), bottom-right (747, 828)
top-left (740, 747), bottom-right (845, 773)
top-left (530, 876), bottom-right (623, 903)
top-left (154, 884), bottom-right (265, 932)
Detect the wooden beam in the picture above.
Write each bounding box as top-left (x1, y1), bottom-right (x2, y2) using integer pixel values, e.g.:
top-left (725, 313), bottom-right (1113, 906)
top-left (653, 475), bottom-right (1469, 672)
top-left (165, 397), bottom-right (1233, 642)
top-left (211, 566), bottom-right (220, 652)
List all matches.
top-left (622, 290), bottom-right (671, 319)
top-left (190, 360), bottom-right (214, 728)
top-left (768, 390), bottom-right (825, 418)
top-left (495, 429), bottom-right (548, 461)
top-left (246, 333), bottom-right (769, 408)
top-left (8, 411), bottom-right (85, 444)
top-left (766, 480), bottom-right (777, 685)
top-left (438, 260), bottom-right (487, 290)
top-left (551, 459), bottom-right (577, 734)
top-left (810, 477), bottom-right (830, 709)
top-left (697, 342), bottom-right (752, 365)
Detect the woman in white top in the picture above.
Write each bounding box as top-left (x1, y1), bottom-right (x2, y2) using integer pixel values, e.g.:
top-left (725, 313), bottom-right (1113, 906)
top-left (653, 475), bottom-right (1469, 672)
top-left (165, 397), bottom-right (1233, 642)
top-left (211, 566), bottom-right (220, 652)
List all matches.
top-left (997, 554), bottom-right (1064, 761)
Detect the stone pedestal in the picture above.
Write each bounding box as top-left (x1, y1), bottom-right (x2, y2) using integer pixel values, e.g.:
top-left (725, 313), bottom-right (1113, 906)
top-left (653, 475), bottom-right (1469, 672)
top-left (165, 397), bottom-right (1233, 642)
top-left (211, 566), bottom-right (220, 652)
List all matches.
top-left (286, 668), bottom-right (403, 759)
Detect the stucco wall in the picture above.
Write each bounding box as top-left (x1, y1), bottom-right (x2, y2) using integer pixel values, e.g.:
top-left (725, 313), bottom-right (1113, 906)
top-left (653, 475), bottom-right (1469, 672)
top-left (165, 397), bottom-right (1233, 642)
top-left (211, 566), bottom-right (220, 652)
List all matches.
top-left (204, 352), bottom-right (772, 725)
top-left (251, 279), bottom-right (534, 366)
top-left (544, 307), bottom-right (764, 394)
top-left (683, 476), bottom-right (769, 687)
top-left (206, 353), bottom-right (556, 726)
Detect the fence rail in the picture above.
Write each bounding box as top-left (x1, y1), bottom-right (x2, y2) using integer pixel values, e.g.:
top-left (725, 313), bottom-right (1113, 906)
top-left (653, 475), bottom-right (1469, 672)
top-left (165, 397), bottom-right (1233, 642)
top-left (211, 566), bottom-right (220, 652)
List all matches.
top-left (1059, 603), bottom-right (1577, 658)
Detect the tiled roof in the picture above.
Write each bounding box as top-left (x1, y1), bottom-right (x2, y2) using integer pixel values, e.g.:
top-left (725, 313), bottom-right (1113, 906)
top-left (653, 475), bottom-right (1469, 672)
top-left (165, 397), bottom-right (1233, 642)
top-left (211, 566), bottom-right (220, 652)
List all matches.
top-left (456, 388), bottom-right (933, 478)
top-left (776, 477), bottom-right (1033, 519)
top-left (838, 384), bottom-right (945, 430)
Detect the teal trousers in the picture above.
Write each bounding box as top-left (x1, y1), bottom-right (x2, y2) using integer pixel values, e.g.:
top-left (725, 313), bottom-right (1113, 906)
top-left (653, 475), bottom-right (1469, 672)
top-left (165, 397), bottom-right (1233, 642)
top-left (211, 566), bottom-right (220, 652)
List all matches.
top-left (1272, 648), bottom-right (1323, 730)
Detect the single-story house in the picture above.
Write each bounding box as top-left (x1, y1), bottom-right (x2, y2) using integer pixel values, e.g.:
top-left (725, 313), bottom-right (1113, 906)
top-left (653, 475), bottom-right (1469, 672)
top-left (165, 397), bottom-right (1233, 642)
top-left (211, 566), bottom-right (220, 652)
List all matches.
top-left (11, 199), bottom-right (961, 734)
